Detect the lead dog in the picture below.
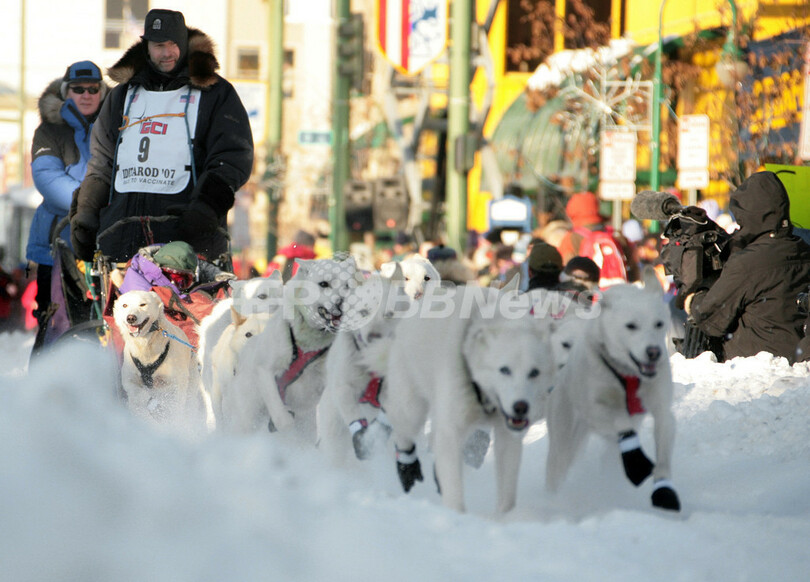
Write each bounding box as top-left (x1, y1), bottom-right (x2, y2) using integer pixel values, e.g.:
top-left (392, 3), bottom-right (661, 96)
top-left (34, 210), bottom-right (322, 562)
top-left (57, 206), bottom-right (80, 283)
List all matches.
top-left (113, 290), bottom-right (208, 432)
top-left (382, 286), bottom-right (556, 513)
top-left (225, 256), bottom-right (359, 441)
top-left (545, 268), bottom-right (681, 511)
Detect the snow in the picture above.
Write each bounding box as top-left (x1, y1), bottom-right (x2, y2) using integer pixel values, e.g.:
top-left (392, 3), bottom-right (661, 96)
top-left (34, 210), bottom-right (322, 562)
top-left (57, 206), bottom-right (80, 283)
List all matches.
top-left (1, 330), bottom-right (809, 581)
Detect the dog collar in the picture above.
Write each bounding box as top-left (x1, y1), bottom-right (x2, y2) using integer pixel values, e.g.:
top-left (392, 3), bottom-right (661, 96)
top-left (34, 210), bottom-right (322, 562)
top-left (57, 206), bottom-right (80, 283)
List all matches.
top-left (131, 342), bottom-right (170, 389)
top-left (472, 382), bottom-right (498, 415)
top-left (600, 355), bottom-right (646, 416)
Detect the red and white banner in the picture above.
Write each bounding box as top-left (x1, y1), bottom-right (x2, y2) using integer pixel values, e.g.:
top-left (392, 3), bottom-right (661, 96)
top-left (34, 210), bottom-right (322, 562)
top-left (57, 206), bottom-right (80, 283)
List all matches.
top-left (376, 0), bottom-right (447, 76)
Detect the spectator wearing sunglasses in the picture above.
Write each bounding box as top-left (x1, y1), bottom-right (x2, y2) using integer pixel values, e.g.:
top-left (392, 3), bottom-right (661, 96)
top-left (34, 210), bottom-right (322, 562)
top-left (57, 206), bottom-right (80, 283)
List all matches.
top-left (27, 60), bottom-right (108, 348)
top-left (70, 8), bottom-right (254, 266)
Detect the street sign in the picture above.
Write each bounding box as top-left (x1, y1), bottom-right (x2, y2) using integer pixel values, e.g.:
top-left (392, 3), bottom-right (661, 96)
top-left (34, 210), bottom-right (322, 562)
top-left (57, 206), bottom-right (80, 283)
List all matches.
top-left (600, 130), bottom-right (637, 200)
top-left (677, 114), bottom-right (710, 170)
top-left (375, 0), bottom-right (447, 76)
top-left (600, 131), bottom-right (637, 182)
top-left (677, 114), bottom-right (710, 189)
top-left (600, 182), bottom-right (636, 201)
top-left (298, 130), bottom-right (332, 146)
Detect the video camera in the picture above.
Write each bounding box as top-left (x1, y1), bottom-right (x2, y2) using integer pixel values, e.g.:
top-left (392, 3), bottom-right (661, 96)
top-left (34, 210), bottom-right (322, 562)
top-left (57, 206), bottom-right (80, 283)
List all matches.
top-left (631, 191), bottom-right (732, 303)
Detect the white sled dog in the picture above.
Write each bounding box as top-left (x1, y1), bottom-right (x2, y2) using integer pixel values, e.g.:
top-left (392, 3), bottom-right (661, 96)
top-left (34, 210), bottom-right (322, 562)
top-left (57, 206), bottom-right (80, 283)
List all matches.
top-left (545, 267), bottom-right (681, 511)
top-left (380, 253), bottom-right (439, 300)
top-left (197, 272), bottom-right (283, 407)
top-left (225, 256), bottom-right (359, 441)
top-left (382, 286), bottom-right (556, 513)
top-left (209, 307), bottom-right (272, 423)
top-left (318, 265), bottom-right (412, 463)
top-left (113, 290), bottom-right (208, 431)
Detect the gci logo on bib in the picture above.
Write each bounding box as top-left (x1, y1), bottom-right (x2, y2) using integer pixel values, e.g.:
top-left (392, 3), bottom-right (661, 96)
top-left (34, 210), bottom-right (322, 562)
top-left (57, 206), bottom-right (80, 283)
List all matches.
top-left (114, 86), bottom-right (201, 195)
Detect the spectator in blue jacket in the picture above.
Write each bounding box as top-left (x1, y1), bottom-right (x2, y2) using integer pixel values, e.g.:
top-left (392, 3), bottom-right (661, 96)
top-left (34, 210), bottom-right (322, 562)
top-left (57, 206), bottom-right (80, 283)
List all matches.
top-left (27, 60), bottom-right (107, 342)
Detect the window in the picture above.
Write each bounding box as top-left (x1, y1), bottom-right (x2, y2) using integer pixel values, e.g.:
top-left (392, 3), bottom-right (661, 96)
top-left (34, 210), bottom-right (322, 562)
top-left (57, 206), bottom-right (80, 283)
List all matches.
top-left (505, 0), bottom-right (615, 72)
top-left (105, 0), bottom-right (149, 50)
top-left (237, 48), bottom-right (261, 80)
top-left (505, 0), bottom-right (554, 73)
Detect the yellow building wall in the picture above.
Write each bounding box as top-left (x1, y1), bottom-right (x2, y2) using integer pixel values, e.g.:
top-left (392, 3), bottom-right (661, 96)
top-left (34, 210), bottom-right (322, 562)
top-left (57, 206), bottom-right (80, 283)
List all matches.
top-left (466, 0), bottom-right (809, 231)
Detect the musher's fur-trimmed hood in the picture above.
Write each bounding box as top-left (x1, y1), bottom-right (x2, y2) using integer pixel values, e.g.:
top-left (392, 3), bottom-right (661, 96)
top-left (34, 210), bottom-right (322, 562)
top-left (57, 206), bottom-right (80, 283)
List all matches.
top-left (107, 28), bottom-right (219, 89)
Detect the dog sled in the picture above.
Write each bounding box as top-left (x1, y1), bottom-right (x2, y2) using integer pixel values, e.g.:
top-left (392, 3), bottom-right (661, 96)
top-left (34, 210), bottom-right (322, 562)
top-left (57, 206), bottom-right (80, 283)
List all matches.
top-left (36, 215), bottom-right (233, 357)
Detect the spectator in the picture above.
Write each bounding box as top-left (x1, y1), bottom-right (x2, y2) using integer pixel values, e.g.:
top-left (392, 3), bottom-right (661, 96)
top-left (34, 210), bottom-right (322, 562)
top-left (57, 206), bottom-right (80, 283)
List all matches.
top-left (525, 241), bottom-right (563, 291)
top-left (557, 256), bottom-right (601, 296)
top-left (557, 191), bottom-right (632, 287)
top-left (427, 245), bottom-right (477, 286)
top-left (685, 171), bottom-right (810, 363)
top-left (266, 230), bottom-right (317, 282)
top-left (70, 9), bottom-right (253, 264)
top-left (27, 61), bottom-right (108, 344)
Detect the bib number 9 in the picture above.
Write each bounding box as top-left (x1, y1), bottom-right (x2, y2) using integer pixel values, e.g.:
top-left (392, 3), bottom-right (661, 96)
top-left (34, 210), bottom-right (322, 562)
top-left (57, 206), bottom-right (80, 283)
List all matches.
top-left (138, 137), bottom-right (150, 162)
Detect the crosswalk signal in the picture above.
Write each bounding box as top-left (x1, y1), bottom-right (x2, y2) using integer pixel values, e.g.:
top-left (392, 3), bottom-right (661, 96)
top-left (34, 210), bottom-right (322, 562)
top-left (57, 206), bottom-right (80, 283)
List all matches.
top-left (337, 13), bottom-right (365, 93)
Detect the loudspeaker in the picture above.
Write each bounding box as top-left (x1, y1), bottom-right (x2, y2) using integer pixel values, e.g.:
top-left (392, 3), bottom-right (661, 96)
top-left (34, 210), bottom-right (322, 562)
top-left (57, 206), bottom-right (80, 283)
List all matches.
top-left (373, 176), bottom-right (409, 231)
top-left (344, 180), bottom-right (375, 232)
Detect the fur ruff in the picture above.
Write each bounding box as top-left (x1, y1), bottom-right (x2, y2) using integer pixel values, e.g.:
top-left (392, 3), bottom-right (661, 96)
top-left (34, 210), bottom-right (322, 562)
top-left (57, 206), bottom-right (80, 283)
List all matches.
top-left (108, 28), bottom-right (219, 89)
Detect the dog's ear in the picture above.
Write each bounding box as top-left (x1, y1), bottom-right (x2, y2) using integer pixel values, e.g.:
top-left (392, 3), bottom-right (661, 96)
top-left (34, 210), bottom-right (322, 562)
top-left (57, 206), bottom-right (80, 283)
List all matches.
top-left (379, 261), bottom-right (395, 278)
top-left (388, 262), bottom-right (405, 283)
top-left (267, 269), bottom-right (282, 284)
top-left (641, 265), bottom-right (663, 295)
top-left (230, 305), bottom-right (247, 326)
top-left (293, 258), bottom-right (310, 277)
top-left (498, 272), bottom-right (521, 293)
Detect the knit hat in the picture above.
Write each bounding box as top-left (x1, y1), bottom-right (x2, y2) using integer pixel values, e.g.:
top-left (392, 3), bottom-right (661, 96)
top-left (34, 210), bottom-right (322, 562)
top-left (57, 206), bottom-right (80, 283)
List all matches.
top-left (60, 60), bottom-right (103, 99)
top-left (528, 242), bottom-right (563, 274)
top-left (142, 9), bottom-right (188, 62)
top-left (563, 256), bottom-right (600, 284)
top-left (566, 192), bottom-right (604, 228)
top-left (153, 241), bottom-right (197, 273)
top-left (427, 245), bottom-right (457, 263)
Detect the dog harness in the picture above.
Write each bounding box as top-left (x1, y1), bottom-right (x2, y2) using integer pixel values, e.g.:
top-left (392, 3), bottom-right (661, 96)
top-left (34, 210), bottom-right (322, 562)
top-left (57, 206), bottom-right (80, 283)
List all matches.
top-left (131, 342), bottom-right (170, 388)
top-left (601, 355), bottom-right (646, 416)
top-left (359, 374), bottom-right (384, 408)
top-left (275, 326), bottom-right (330, 404)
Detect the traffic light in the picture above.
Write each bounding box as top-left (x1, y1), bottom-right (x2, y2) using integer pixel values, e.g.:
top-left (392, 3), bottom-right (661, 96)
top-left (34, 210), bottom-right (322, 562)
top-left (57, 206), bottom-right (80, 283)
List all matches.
top-left (373, 176), bottom-right (409, 232)
top-left (344, 179), bottom-right (374, 232)
top-left (337, 13), bottom-right (365, 93)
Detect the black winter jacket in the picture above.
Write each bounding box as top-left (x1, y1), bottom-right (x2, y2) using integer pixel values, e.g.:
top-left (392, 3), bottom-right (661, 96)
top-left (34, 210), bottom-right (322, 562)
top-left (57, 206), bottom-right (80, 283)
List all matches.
top-left (75, 27), bottom-right (253, 263)
top-left (690, 171), bottom-right (810, 363)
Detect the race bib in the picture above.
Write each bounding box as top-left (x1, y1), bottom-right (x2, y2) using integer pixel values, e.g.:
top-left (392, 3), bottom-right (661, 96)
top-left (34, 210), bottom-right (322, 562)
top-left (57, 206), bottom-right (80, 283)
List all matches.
top-left (114, 86), bottom-right (201, 194)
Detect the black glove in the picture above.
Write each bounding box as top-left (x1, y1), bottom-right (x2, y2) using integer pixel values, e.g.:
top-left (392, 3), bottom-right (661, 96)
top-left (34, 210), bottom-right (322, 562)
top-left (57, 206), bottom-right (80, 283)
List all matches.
top-left (167, 200), bottom-right (220, 239)
top-left (70, 210), bottom-right (99, 261)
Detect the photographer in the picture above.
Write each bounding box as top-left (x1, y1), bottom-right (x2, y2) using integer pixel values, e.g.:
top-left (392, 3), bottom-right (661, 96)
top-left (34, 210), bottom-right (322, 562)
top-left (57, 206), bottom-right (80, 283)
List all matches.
top-left (683, 171), bottom-right (810, 363)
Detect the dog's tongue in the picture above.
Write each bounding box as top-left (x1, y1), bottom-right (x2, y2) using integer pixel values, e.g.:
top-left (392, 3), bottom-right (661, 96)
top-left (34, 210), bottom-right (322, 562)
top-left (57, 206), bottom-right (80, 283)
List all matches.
top-left (128, 324), bottom-right (141, 335)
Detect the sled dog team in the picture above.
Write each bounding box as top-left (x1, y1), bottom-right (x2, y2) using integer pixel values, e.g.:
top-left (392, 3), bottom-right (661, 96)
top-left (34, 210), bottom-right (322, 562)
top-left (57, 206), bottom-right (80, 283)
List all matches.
top-left (113, 254), bottom-right (680, 514)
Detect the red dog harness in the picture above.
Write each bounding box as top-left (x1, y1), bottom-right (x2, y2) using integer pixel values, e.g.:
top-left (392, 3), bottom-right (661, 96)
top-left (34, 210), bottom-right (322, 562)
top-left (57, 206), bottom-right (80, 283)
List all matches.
top-left (275, 326), bottom-right (329, 404)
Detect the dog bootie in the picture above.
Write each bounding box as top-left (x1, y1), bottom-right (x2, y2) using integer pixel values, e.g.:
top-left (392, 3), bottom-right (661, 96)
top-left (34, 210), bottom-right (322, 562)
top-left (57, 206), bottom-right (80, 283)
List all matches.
top-left (350, 419), bottom-right (372, 460)
top-left (618, 430), bottom-right (654, 486)
top-left (462, 429), bottom-right (491, 469)
top-left (396, 445), bottom-right (423, 492)
top-left (652, 479), bottom-right (681, 512)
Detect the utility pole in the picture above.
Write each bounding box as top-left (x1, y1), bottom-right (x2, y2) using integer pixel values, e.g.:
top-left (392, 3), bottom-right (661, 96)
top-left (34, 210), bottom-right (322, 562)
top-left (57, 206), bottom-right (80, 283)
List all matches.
top-left (330, 0), bottom-right (355, 254)
top-left (445, 0), bottom-right (473, 253)
top-left (266, 0), bottom-right (284, 260)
